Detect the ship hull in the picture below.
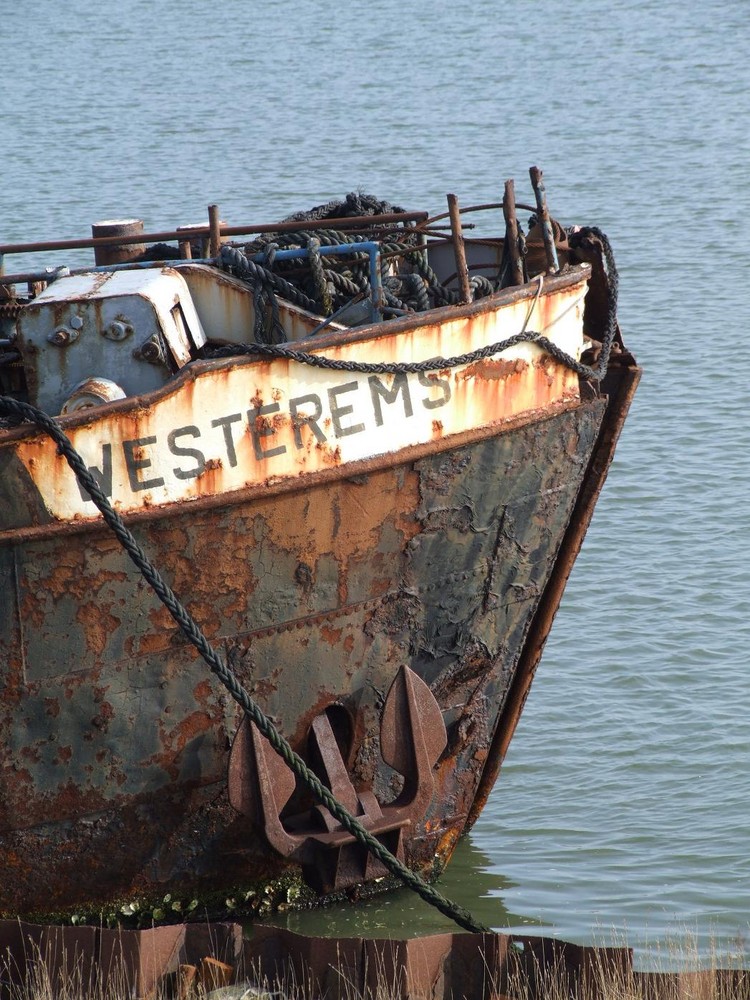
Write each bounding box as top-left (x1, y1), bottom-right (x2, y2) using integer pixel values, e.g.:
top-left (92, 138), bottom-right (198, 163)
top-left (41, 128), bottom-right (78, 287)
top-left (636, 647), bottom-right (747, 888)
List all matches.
top-left (0, 261), bottom-right (639, 920)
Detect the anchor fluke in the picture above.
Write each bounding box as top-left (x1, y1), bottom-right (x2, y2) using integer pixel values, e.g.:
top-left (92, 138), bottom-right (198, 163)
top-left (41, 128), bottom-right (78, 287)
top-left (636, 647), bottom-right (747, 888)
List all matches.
top-left (227, 665), bottom-right (447, 893)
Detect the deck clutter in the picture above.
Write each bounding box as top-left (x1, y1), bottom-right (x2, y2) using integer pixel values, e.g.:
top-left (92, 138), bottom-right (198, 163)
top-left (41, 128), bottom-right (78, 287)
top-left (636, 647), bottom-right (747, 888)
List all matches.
top-left (0, 169), bottom-right (639, 937)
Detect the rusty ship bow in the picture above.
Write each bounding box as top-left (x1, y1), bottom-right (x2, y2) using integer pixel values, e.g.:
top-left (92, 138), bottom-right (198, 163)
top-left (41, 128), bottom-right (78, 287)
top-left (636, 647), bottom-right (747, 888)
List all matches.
top-left (0, 178), bottom-right (640, 921)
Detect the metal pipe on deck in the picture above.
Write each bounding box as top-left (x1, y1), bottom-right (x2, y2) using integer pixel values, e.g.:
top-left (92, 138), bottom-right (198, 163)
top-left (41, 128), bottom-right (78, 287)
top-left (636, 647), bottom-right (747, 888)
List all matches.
top-left (91, 220), bottom-right (145, 266)
top-left (0, 211), bottom-right (429, 257)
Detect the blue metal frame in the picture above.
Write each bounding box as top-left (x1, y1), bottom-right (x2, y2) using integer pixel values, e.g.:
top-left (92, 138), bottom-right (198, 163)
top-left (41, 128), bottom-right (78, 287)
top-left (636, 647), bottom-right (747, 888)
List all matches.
top-left (248, 241), bottom-right (384, 322)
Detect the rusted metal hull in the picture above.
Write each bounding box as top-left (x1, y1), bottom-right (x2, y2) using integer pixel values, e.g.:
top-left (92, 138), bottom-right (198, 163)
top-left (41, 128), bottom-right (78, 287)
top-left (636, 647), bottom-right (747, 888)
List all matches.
top-left (0, 262), bottom-right (639, 921)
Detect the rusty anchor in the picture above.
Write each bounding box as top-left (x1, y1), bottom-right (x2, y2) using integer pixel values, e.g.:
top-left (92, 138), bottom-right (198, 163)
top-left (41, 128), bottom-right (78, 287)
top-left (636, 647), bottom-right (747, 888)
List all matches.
top-left (228, 666), bottom-right (447, 893)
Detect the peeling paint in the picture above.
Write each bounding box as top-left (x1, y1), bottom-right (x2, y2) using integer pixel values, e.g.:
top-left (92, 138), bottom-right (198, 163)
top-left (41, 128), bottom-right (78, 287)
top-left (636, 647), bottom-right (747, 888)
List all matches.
top-left (0, 257), bottom-right (640, 919)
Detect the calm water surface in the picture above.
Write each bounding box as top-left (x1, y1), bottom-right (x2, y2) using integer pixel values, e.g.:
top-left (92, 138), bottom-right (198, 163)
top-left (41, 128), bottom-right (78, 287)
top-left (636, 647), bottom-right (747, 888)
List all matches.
top-left (2, 0), bottom-right (749, 966)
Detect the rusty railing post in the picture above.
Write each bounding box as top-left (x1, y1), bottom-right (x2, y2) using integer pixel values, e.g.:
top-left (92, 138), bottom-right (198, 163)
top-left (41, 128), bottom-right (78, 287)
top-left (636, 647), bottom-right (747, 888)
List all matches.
top-left (529, 166), bottom-right (559, 274)
top-left (447, 193), bottom-right (472, 304)
top-left (502, 179), bottom-right (525, 286)
top-left (208, 204), bottom-right (221, 259)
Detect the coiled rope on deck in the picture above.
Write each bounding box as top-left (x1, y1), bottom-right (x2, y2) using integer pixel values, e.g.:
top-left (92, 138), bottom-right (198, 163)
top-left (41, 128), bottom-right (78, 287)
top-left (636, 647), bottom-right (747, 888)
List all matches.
top-left (218, 190), bottom-right (508, 324)
top-left (207, 227), bottom-right (619, 383)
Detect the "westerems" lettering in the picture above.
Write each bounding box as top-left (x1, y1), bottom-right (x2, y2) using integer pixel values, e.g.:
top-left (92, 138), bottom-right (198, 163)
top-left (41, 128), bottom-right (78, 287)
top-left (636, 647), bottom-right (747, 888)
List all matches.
top-left (77, 371), bottom-right (451, 501)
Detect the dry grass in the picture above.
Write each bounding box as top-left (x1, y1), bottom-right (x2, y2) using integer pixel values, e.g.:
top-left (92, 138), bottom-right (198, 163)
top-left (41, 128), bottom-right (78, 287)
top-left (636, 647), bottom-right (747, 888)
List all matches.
top-left (498, 941), bottom-right (750, 1000)
top-left (2, 932), bottom-right (750, 1000)
top-left (1, 942), bottom-right (132, 1000)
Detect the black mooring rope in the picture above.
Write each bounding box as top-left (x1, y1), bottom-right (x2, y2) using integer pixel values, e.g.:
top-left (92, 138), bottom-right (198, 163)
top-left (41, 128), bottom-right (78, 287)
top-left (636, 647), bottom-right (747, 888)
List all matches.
top-left (0, 395), bottom-right (488, 934)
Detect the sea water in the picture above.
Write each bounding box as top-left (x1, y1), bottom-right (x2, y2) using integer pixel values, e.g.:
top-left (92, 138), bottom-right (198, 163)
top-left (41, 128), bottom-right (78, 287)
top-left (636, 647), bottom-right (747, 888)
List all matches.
top-left (2, 0), bottom-right (749, 965)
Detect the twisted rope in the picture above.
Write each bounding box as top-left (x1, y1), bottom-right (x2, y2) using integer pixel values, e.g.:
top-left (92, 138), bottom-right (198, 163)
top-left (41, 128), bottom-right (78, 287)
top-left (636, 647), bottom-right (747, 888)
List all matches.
top-left (0, 394), bottom-right (488, 934)
top-left (278, 192), bottom-right (408, 226)
top-left (306, 236), bottom-right (333, 316)
top-left (220, 245), bottom-right (318, 313)
top-left (229, 226), bottom-right (485, 319)
top-left (327, 268), bottom-right (366, 299)
top-left (205, 292), bottom-right (615, 382)
top-left (569, 225), bottom-right (619, 376)
top-left (400, 273), bottom-right (431, 312)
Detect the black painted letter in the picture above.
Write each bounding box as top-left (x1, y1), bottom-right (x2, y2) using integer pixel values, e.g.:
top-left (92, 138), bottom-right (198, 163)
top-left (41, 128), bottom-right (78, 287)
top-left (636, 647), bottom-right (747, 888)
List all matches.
top-left (211, 413), bottom-right (242, 467)
top-left (289, 394), bottom-right (326, 449)
top-left (76, 444), bottom-right (113, 502)
top-left (123, 436), bottom-right (165, 492)
top-left (247, 402), bottom-right (287, 461)
top-left (418, 371), bottom-right (452, 409)
top-left (168, 425), bottom-right (206, 481)
top-left (368, 373), bottom-right (413, 426)
top-left (328, 381), bottom-right (365, 438)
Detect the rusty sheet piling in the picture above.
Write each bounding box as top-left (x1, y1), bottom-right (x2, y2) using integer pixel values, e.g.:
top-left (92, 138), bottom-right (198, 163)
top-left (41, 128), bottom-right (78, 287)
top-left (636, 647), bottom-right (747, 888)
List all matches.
top-left (1, 920), bottom-right (747, 1000)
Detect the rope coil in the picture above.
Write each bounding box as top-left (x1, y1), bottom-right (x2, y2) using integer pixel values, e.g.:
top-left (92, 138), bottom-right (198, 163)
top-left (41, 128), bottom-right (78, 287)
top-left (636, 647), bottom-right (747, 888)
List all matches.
top-left (205, 248), bottom-right (617, 384)
top-left (213, 224), bottom-right (618, 382)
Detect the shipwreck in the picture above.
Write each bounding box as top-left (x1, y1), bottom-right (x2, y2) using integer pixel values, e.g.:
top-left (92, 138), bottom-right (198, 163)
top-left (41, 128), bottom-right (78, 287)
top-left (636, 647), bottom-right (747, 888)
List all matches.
top-left (0, 170), bottom-right (640, 923)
